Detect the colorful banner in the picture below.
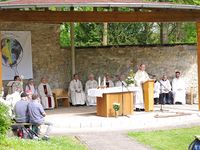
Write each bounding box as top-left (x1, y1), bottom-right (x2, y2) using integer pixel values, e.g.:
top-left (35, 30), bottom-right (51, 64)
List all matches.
top-left (0, 31), bottom-right (33, 80)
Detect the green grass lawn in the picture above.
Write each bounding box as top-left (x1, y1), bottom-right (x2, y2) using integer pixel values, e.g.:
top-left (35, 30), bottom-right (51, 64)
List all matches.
top-left (128, 126), bottom-right (200, 150)
top-left (0, 136), bottom-right (87, 150)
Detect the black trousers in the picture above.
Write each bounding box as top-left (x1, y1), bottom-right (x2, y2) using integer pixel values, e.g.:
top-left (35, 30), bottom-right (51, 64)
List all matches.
top-left (160, 93), bottom-right (170, 104)
top-left (154, 98), bottom-right (159, 104)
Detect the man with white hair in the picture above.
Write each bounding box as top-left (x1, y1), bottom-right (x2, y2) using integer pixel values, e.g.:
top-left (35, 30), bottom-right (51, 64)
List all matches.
top-left (38, 77), bottom-right (54, 109)
top-left (69, 74), bottom-right (86, 106)
top-left (85, 73), bottom-right (98, 106)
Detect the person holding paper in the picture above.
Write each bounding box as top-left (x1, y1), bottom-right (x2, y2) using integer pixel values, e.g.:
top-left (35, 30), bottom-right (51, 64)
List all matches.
top-left (11, 75), bottom-right (23, 94)
top-left (85, 73), bottom-right (98, 106)
top-left (134, 64), bottom-right (150, 111)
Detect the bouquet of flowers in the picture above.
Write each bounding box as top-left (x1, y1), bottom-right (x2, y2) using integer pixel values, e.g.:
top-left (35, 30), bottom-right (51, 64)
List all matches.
top-left (125, 69), bottom-right (135, 86)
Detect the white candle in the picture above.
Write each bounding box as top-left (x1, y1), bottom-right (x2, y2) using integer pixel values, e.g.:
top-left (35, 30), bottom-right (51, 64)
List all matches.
top-left (98, 76), bottom-right (101, 87)
top-left (103, 76), bottom-right (106, 87)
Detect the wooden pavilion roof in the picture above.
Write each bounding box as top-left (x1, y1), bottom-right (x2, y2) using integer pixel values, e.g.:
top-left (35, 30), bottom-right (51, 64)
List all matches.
top-left (0, 0), bottom-right (196, 10)
top-left (0, 0), bottom-right (200, 23)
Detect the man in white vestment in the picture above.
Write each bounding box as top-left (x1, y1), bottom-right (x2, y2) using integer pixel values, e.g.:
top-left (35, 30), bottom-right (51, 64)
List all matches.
top-left (153, 76), bottom-right (160, 105)
top-left (172, 71), bottom-right (186, 104)
top-left (134, 64), bottom-right (150, 111)
top-left (85, 74), bottom-right (98, 106)
top-left (69, 74), bottom-right (86, 106)
top-left (38, 77), bottom-right (55, 109)
top-left (115, 74), bottom-right (127, 87)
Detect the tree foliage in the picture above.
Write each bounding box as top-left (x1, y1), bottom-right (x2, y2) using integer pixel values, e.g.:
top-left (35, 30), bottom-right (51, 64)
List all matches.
top-left (60, 0), bottom-right (199, 47)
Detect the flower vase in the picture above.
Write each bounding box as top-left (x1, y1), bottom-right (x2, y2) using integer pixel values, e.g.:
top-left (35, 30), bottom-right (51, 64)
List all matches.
top-left (115, 111), bottom-right (118, 118)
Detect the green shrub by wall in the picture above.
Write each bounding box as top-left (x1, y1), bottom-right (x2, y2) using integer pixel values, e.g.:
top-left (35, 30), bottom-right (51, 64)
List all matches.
top-left (0, 102), bottom-right (11, 137)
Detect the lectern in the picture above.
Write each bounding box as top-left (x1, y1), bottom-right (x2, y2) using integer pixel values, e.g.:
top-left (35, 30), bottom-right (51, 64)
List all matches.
top-left (143, 80), bottom-right (154, 112)
top-left (97, 92), bottom-right (134, 117)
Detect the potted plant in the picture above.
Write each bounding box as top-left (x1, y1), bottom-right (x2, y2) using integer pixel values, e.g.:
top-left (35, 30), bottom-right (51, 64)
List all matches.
top-left (113, 103), bottom-right (120, 117)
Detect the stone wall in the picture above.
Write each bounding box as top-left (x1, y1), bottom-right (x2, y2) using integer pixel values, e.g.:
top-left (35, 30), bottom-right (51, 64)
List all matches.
top-left (75, 45), bottom-right (198, 98)
top-left (0, 22), bottom-right (198, 101)
top-left (0, 22), bottom-right (71, 91)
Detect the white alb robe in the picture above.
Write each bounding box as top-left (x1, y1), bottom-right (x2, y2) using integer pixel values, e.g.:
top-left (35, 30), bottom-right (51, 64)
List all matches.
top-left (69, 79), bottom-right (86, 105)
top-left (85, 80), bottom-right (98, 106)
top-left (38, 83), bottom-right (55, 109)
top-left (115, 80), bottom-right (127, 87)
top-left (154, 81), bottom-right (160, 98)
top-left (134, 70), bottom-right (150, 109)
top-left (172, 78), bottom-right (186, 104)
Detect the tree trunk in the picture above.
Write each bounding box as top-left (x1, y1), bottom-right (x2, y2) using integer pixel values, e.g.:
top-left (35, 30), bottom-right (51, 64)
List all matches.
top-left (160, 23), bottom-right (168, 45)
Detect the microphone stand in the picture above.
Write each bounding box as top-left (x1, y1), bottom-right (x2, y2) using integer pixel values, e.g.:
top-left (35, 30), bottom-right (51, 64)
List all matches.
top-left (119, 80), bottom-right (130, 117)
top-left (157, 80), bottom-right (171, 112)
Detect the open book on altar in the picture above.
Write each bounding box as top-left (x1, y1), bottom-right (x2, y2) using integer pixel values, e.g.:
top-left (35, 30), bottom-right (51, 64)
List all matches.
top-left (88, 86), bottom-right (139, 97)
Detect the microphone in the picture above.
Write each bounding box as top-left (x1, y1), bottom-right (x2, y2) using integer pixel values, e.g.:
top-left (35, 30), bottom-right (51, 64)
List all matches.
top-left (147, 72), bottom-right (156, 77)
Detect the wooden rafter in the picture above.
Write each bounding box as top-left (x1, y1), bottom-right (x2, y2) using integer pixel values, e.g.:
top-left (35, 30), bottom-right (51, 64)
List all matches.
top-left (0, 10), bottom-right (200, 23)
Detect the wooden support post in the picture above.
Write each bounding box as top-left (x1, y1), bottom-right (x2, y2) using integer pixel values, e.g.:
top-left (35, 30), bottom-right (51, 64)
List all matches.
top-left (197, 22), bottom-right (200, 110)
top-left (102, 22), bottom-right (108, 46)
top-left (70, 22), bottom-right (75, 76)
top-left (0, 32), bottom-right (2, 94)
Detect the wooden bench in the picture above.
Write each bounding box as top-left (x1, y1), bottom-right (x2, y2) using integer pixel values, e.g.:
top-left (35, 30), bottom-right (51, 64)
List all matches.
top-left (52, 88), bottom-right (70, 108)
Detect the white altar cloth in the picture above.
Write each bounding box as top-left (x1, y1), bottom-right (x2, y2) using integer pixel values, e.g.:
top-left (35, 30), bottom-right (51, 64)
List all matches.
top-left (88, 86), bottom-right (139, 97)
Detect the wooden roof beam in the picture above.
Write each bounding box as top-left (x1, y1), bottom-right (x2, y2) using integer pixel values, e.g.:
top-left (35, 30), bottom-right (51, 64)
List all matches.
top-left (0, 10), bottom-right (200, 23)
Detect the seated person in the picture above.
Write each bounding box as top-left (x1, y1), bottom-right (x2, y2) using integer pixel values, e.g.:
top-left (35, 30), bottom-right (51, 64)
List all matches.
top-left (14, 92), bottom-right (29, 123)
top-left (172, 71), bottom-right (186, 104)
top-left (102, 74), bottom-right (114, 87)
top-left (153, 76), bottom-right (160, 105)
top-left (38, 77), bottom-right (55, 109)
top-left (115, 74), bottom-right (127, 87)
top-left (28, 94), bottom-right (52, 139)
top-left (85, 73), bottom-right (98, 106)
top-left (25, 78), bottom-right (38, 95)
top-left (69, 74), bottom-right (86, 106)
top-left (160, 75), bottom-right (172, 104)
top-left (11, 75), bottom-right (23, 94)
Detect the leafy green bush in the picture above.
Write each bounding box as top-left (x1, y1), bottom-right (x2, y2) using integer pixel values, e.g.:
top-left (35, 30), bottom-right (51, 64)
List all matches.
top-left (0, 102), bottom-right (11, 137)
